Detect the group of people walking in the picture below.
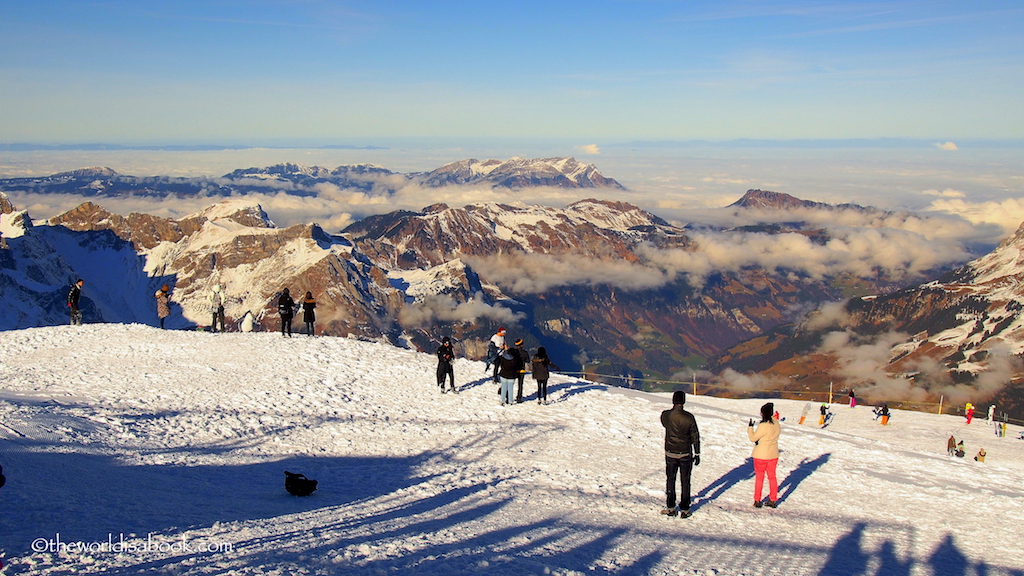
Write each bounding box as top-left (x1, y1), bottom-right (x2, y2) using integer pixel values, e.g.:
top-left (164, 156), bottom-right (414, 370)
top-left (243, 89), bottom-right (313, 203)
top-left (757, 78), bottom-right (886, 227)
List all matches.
top-left (660, 394), bottom-right (781, 518)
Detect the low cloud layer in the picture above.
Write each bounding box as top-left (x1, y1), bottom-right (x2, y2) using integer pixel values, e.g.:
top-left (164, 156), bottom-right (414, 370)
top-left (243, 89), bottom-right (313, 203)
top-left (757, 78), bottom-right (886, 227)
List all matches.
top-left (815, 329), bottom-right (1021, 404)
top-left (398, 293), bottom-right (524, 328)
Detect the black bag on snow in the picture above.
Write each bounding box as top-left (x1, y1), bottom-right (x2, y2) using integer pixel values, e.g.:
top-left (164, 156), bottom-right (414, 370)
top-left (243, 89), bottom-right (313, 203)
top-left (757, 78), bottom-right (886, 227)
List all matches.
top-left (284, 470), bottom-right (317, 496)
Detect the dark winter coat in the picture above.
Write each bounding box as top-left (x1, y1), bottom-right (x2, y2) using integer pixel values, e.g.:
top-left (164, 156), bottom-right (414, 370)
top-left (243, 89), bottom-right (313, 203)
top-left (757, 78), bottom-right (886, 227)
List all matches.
top-left (278, 293), bottom-right (296, 318)
top-left (436, 343), bottom-right (454, 366)
top-left (301, 297), bottom-right (316, 323)
top-left (531, 356), bottom-right (560, 381)
top-left (661, 405), bottom-right (700, 458)
top-left (515, 346), bottom-right (531, 374)
top-left (497, 349), bottom-right (524, 379)
top-left (68, 283), bottom-right (82, 309)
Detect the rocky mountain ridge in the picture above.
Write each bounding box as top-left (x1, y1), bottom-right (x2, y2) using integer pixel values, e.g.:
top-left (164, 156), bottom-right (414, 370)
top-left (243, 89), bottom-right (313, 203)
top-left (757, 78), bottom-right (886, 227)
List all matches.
top-left (712, 219), bottom-right (1024, 412)
top-left (1, 187), bottom-right (994, 402)
top-left (0, 157), bottom-right (623, 201)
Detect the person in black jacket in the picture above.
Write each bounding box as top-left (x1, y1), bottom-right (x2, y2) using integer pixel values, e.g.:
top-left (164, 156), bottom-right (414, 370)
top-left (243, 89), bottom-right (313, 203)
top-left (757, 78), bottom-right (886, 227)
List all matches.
top-left (513, 338), bottom-right (531, 403)
top-left (531, 347), bottom-right (560, 405)
top-left (278, 288), bottom-right (296, 337)
top-left (301, 291), bottom-right (317, 336)
top-left (660, 390), bottom-right (700, 518)
top-left (496, 344), bottom-right (524, 406)
top-left (67, 278), bottom-right (84, 325)
top-left (436, 337), bottom-right (456, 393)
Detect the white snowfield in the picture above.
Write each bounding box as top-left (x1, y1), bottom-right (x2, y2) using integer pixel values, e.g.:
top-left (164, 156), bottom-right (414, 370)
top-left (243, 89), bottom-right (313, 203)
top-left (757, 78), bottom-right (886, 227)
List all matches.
top-left (0, 324), bottom-right (1021, 575)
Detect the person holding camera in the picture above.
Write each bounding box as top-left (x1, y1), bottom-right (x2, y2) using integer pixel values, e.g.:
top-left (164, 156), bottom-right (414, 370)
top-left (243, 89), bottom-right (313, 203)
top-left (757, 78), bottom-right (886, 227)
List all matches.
top-left (748, 402), bottom-right (781, 508)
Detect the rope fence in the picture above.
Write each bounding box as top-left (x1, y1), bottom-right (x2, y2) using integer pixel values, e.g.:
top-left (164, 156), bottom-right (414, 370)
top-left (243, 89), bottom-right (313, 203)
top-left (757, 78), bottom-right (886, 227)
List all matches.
top-left (557, 371), bottom-right (1024, 428)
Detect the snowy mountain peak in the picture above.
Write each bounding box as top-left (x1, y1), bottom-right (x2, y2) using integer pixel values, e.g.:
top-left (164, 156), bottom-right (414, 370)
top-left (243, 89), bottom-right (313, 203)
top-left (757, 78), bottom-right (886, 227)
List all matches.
top-left (223, 163), bottom-right (334, 180)
top-left (184, 199), bottom-right (276, 229)
top-left (51, 166), bottom-right (120, 179)
top-left (421, 157), bottom-right (624, 189)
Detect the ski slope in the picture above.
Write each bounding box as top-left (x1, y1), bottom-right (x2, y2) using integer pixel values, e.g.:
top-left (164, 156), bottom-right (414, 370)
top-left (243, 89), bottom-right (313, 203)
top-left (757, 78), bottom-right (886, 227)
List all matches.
top-left (0, 324), bottom-right (1021, 575)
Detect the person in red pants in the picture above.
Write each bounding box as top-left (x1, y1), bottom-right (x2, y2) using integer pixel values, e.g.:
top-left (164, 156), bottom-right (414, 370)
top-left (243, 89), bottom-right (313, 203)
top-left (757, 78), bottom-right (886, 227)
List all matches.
top-left (748, 402), bottom-right (782, 508)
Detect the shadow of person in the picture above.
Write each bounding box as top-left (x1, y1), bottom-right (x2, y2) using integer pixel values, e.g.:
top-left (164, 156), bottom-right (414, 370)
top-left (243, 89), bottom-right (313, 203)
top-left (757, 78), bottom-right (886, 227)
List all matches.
top-left (778, 453), bottom-right (831, 505)
top-left (928, 534), bottom-right (969, 576)
top-left (876, 540), bottom-right (912, 576)
top-left (818, 522), bottom-right (870, 576)
top-left (690, 458), bottom-right (754, 512)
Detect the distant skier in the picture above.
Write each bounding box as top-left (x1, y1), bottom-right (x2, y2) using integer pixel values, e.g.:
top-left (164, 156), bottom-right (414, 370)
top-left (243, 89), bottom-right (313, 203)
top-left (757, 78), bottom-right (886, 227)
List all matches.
top-left (660, 390), bottom-right (700, 518)
top-left (947, 435), bottom-right (957, 456)
top-left (955, 440), bottom-right (966, 458)
top-left (155, 284), bottom-right (171, 329)
top-left (513, 338), bottom-right (531, 403)
top-left (531, 347), bottom-right (560, 405)
top-left (987, 404), bottom-right (996, 422)
top-left (301, 291), bottom-right (317, 336)
top-left (965, 403), bottom-right (975, 425)
top-left (436, 336), bottom-right (456, 393)
top-left (748, 402), bottom-right (781, 508)
top-left (67, 278), bottom-right (84, 325)
top-left (819, 403), bottom-right (829, 426)
top-left (848, 389), bottom-right (857, 408)
top-left (210, 284), bottom-right (226, 332)
top-left (874, 404), bottom-right (890, 425)
top-left (278, 288), bottom-right (296, 337)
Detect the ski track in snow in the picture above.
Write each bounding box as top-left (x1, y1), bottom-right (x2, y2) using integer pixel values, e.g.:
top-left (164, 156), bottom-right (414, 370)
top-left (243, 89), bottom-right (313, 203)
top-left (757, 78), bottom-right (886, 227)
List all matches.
top-left (0, 324), bottom-right (1022, 575)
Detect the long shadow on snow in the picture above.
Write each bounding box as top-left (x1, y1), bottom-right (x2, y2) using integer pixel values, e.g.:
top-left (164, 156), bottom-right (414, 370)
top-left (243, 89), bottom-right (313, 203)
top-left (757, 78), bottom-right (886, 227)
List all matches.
top-left (690, 458), bottom-right (754, 512)
top-left (1, 437), bottom-right (431, 558)
top-left (778, 452), bottom-right (831, 505)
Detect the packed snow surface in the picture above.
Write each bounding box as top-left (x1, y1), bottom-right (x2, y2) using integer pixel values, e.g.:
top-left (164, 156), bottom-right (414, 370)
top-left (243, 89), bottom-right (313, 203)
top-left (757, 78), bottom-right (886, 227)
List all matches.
top-left (0, 324), bottom-right (1022, 575)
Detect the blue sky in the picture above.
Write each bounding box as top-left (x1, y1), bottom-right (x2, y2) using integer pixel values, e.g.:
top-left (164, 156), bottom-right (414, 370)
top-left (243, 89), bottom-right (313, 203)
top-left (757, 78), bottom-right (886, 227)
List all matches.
top-left (2, 0), bottom-right (1023, 143)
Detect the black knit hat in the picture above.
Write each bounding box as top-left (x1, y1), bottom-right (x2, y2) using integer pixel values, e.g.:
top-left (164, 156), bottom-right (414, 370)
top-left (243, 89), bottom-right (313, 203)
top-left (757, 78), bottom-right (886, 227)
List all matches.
top-left (672, 390), bottom-right (686, 405)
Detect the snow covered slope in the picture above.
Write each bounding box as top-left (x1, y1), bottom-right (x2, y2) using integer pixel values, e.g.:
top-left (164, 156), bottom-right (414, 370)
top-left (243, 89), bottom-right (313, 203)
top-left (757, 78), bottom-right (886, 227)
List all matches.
top-left (0, 324), bottom-right (1021, 575)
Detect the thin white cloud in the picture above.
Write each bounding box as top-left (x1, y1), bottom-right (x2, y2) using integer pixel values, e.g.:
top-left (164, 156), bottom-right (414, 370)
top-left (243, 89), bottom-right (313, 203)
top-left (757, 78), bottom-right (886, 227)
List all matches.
top-left (921, 188), bottom-right (965, 198)
top-left (935, 141), bottom-right (959, 151)
top-left (579, 144), bottom-right (601, 155)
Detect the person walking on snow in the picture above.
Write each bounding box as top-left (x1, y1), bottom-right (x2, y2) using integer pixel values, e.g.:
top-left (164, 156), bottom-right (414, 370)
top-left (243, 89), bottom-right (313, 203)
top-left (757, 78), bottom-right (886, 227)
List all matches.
top-left (748, 402), bottom-right (781, 508)
top-left (155, 284), bottom-right (171, 329)
top-left (210, 284), bottom-right (226, 332)
top-left (277, 288), bottom-right (296, 337)
top-left (67, 278), bottom-right (84, 325)
top-left (496, 343), bottom-right (523, 406)
top-left (513, 338), bottom-right (531, 403)
top-left (660, 390), bottom-right (700, 518)
top-left (301, 291), bottom-right (317, 336)
top-left (965, 403), bottom-right (975, 425)
top-left (531, 347), bottom-right (560, 405)
top-left (436, 336), bottom-right (456, 393)
top-left (849, 389), bottom-right (857, 408)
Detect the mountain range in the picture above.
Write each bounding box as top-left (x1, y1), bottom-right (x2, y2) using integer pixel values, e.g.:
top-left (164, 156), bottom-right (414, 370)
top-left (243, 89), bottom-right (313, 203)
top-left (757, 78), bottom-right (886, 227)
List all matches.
top-left (0, 157), bottom-right (623, 200)
top-left (1, 161), bottom-right (1017, 412)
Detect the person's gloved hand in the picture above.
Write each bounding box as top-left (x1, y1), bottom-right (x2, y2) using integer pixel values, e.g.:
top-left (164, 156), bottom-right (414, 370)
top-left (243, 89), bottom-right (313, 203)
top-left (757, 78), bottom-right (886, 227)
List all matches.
top-left (748, 418), bottom-right (754, 427)
top-left (693, 455), bottom-right (701, 466)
